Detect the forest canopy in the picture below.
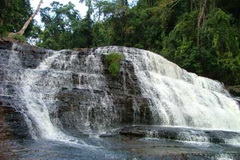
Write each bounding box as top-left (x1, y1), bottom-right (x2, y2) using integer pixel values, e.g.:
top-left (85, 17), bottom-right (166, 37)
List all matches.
top-left (0, 0), bottom-right (239, 85)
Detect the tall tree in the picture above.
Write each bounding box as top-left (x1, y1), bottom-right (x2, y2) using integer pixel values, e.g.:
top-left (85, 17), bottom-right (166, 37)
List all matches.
top-left (36, 2), bottom-right (93, 49)
top-left (8, 0), bottom-right (43, 37)
top-left (0, 0), bottom-right (32, 36)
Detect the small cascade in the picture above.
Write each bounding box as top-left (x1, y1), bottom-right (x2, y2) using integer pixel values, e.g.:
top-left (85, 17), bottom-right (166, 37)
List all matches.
top-left (215, 154), bottom-right (234, 160)
top-left (49, 50), bottom-right (118, 134)
top-left (132, 97), bottom-right (141, 123)
top-left (19, 52), bottom-right (70, 140)
top-left (7, 46), bottom-right (118, 139)
top-left (6, 50), bottom-right (81, 143)
top-left (177, 129), bottom-right (209, 143)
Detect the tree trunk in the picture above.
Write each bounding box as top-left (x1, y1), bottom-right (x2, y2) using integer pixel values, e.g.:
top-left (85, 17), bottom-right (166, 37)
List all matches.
top-left (197, 0), bottom-right (207, 46)
top-left (8, 0), bottom-right (43, 37)
top-left (0, 19), bottom-right (3, 25)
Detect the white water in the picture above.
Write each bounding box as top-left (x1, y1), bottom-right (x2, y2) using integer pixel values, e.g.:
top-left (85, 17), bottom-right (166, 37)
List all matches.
top-left (126, 48), bottom-right (240, 131)
top-left (8, 47), bottom-right (117, 141)
top-left (95, 46), bottom-right (240, 132)
top-left (216, 154), bottom-right (234, 160)
top-left (18, 51), bottom-right (83, 143)
top-left (5, 45), bottom-right (240, 146)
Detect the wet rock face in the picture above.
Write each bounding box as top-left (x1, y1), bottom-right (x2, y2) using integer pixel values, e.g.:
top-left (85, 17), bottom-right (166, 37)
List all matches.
top-left (0, 41), bottom-right (154, 135)
top-left (54, 55), bottom-right (153, 134)
top-left (0, 42), bottom-right (38, 140)
top-left (102, 58), bottom-right (153, 125)
top-left (0, 105), bottom-right (31, 140)
top-left (0, 41), bottom-right (48, 68)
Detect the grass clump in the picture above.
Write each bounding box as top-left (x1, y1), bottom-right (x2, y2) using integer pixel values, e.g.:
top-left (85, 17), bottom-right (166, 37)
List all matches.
top-left (105, 52), bottom-right (124, 77)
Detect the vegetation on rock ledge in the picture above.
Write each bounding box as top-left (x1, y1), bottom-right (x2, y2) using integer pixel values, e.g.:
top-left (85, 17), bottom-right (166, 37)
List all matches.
top-left (105, 52), bottom-right (124, 77)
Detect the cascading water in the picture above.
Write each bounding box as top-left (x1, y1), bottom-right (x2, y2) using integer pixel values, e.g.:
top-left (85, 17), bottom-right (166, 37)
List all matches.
top-left (4, 49), bottom-right (80, 143)
top-left (1, 43), bottom-right (240, 159)
top-left (95, 46), bottom-right (240, 130)
top-left (131, 51), bottom-right (240, 131)
top-left (7, 45), bottom-right (118, 140)
top-left (20, 52), bottom-right (74, 141)
top-left (10, 44), bottom-right (240, 138)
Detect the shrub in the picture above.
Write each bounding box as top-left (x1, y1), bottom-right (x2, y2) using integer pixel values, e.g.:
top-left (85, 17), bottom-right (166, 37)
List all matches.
top-left (105, 52), bottom-right (124, 77)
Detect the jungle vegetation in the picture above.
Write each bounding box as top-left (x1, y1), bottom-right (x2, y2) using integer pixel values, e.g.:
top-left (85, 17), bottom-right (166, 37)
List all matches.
top-left (0, 0), bottom-right (239, 85)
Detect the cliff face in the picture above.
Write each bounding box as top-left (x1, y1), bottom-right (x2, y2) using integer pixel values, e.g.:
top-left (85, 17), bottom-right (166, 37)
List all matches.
top-left (53, 49), bottom-right (152, 135)
top-left (1, 41), bottom-right (239, 140)
top-left (0, 42), bottom-right (152, 137)
top-left (0, 42), bottom-right (47, 139)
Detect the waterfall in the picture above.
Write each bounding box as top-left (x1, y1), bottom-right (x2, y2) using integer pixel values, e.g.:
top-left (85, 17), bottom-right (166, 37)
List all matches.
top-left (129, 49), bottom-right (240, 131)
top-left (8, 50), bottom-right (82, 143)
top-left (20, 52), bottom-right (67, 140)
top-left (95, 46), bottom-right (240, 131)
top-left (7, 46), bottom-right (117, 141)
top-left (1, 44), bottom-right (240, 145)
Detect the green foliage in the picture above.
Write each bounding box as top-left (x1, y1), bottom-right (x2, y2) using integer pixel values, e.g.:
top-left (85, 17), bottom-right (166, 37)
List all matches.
top-left (162, 11), bottom-right (202, 73)
top-left (36, 2), bottom-right (93, 50)
top-left (4, 0), bottom-right (239, 85)
top-left (105, 52), bottom-right (124, 77)
top-left (201, 8), bottom-right (240, 83)
top-left (92, 22), bottom-right (110, 46)
top-left (109, 63), bottom-right (121, 77)
top-left (34, 0), bottom-right (240, 84)
top-left (160, 3), bottom-right (240, 85)
top-left (0, 0), bottom-right (32, 36)
top-left (12, 34), bottom-right (27, 42)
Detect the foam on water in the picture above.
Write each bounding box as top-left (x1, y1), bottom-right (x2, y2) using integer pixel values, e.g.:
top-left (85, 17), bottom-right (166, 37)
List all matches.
top-left (216, 154), bottom-right (234, 160)
top-left (225, 137), bottom-right (240, 147)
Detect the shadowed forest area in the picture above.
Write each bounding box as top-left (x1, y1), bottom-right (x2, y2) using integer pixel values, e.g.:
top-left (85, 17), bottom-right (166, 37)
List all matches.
top-left (0, 0), bottom-right (240, 85)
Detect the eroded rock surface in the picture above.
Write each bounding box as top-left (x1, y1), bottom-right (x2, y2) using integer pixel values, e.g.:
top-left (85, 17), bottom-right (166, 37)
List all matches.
top-left (0, 41), bottom-right (153, 136)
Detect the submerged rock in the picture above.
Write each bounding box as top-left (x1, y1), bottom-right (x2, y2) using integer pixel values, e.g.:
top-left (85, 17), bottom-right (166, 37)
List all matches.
top-left (120, 125), bottom-right (240, 144)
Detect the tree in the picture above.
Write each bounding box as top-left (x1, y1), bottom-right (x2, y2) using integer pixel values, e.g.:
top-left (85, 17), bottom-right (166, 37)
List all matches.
top-left (36, 2), bottom-right (93, 50)
top-left (8, 0), bottom-right (43, 38)
top-left (161, 1), bottom-right (240, 85)
top-left (4, 0), bottom-right (236, 85)
top-left (0, 0), bottom-right (32, 36)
